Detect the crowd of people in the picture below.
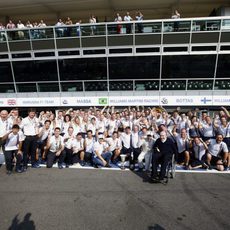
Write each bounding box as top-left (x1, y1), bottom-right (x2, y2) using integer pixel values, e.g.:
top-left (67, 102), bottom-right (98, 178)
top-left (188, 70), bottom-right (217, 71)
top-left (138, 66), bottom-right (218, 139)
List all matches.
top-left (0, 10), bottom-right (181, 40)
top-left (0, 106), bottom-right (229, 182)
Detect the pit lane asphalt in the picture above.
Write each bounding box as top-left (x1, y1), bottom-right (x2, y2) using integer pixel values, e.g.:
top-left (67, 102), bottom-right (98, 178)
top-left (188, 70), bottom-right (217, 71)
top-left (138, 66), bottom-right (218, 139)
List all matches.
top-left (0, 166), bottom-right (229, 230)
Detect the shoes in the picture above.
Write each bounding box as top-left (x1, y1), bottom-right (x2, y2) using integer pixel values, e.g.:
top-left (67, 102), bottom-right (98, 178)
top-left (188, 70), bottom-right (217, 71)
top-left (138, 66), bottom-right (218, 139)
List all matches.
top-left (6, 170), bottom-right (12, 175)
top-left (66, 165), bottom-right (69, 168)
top-left (129, 164), bottom-right (135, 171)
top-left (224, 166), bottom-right (229, 171)
top-left (31, 163), bottom-right (41, 169)
top-left (184, 165), bottom-right (189, 170)
top-left (16, 168), bottom-right (23, 173)
top-left (208, 164), bottom-right (213, 170)
top-left (150, 175), bottom-right (159, 183)
top-left (94, 164), bottom-right (99, 168)
top-left (159, 178), bottom-right (167, 185)
top-left (58, 164), bottom-right (64, 169)
top-left (202, 162), bottom-right (209, 169)
top-left (22, 166), bottom-right (27, 172)
top-left (105, 162), bottom-right (111, 168)
top-left (79, 160), bottom-right (86, 167)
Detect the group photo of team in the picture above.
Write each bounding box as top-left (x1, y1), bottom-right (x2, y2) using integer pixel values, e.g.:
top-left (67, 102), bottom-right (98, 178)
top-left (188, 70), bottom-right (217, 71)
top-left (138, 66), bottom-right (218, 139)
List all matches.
top-left (0, 106), bottom-right (229, 183)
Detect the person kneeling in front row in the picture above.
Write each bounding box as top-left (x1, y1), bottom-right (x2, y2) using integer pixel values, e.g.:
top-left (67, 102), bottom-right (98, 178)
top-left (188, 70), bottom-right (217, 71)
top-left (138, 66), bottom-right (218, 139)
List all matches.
top-left (46, 127), bottom-right (66, 169)
top-left (2, 124), bottom-right (24, 174)
top-left (93, 135), bottom-right (112, 168)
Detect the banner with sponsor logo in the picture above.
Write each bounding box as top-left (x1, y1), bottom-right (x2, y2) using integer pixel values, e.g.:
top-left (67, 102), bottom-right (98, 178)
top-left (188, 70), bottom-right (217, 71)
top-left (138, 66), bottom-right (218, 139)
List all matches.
top-left (61, 97), bottom-right (108, 106)
top-left (0, 95), bottom-right (229, 107)
top-left (159, 96), bottom-right (213, 106)
top-left (109, 96), bottom-right (159, 106)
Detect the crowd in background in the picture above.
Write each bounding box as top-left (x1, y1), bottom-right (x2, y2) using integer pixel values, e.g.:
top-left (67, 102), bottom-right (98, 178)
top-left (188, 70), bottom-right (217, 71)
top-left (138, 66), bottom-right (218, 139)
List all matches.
top-left (0, 105), bottom-right (229, 176)
top-left (0, 10), bottom-right (181, 40)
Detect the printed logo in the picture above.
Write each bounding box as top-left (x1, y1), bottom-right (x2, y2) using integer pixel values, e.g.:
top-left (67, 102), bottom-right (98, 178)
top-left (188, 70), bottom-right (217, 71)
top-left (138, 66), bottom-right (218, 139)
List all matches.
top-left (99, 98), bottom-right (108, 105)
top-left (161, 98), bottom-right (168, 104)
top-left (201, 97), bottom-right (212, 104)
top-left (62, 100), bottom-right (68, 105)
top-left (7, 99), bottom-right (16, 105)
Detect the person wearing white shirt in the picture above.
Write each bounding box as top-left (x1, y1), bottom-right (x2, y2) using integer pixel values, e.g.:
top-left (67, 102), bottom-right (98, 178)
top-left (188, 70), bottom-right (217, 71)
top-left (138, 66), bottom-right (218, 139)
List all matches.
top-left (0, 110), bottom-right (11, 150)
top-left (2, 124), bottom-right (24, 174)
top-left (130, 125), bottom-right (141, 170)
top-left (189, 137), bottom-right (209, 169)
top-left (84, 130), bottom-right (95, 165)
top-left (17, 20), bottom-right (25, 39)
top-left (199, 116), bottom-right (216, 141)
top-left (173, 128), bottom-right (191, 169)
top-left (55, 19), bottom-right (65, 37)
top-left (71, 132), bottom-right (85, 166)
top-left (87, 117), bottom-right (97, 136)
top-left (21, 109), bottom-right (40, 169)
top-left (216, 117), bottom-right (230, 164)
top-left (106, 131), bottom-right (122, 164)
top-left (120, 127), bottom-right (134, 169)
top-left (96, 115), bottom-right (107, 135)
top-left (37, 120), bottom-right (52, 162)
top-left (46, 127), bottom-right (65, 169)
top-left (138, 132), bottom-right (155, 171)
top-left (63, 127), bottom-right (75, 167)
top-left (124, 12), bottom-right (132, 34)
top-left (93, 135), bottom-right (112, 167)
top-left (206, 134), bottom-right (229, 171)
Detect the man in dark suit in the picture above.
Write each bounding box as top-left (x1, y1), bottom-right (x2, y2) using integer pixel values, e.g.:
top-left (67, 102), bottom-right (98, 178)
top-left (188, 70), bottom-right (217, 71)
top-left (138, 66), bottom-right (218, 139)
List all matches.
top-left (151, 131), bottom-right (177, 183)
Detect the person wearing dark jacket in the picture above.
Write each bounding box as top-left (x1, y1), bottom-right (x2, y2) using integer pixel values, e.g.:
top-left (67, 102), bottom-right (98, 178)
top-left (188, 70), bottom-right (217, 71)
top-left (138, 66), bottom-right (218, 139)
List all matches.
top-left (151, 131), bottom-right (177, 182)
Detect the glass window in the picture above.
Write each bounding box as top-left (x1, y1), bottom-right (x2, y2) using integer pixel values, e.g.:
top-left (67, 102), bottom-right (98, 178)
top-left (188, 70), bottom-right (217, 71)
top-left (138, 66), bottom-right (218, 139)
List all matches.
top-left (109, 56), bottom-right (160, 79)
top-left (0, 62), bottom-right (13, 82)
top-left (84, 81), bottom-right (107, 91)
top-left (163, 21), bottom-right (191, 32)
top-left (161, 80), bottom-right (186, 90)
top-left (58, 58), bottom-right (107, 81)
top-left (215, 80), bottom-right (230, 90)
top-left (0, 84), bottom-right (15, 93)
top-left (38, 83), bottom-right (59, 92)
top-left (61, 82), bottom-right (83, 92)
top-left (109, 81), bottom-right (133, 91)
top-left (135, 80), bottom-right (159, 90)
top-left (216, 54), bottom-right (230, 78)
top-left (17, 83), bottom-right (37, 92)
top-left (188, 80), bottom-right (213, 90)
top-left (13, 60), bottom-right (58, 82)
top-left (192, 20), bottom-right (220, 31)
top-left (162, 55), bottom-right (216, 78)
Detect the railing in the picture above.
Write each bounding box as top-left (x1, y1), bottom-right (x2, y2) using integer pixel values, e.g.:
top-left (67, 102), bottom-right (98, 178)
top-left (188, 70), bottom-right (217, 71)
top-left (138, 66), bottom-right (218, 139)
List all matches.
top-left (0, 17), bottom-right (230, 42)
top-left (0, 78), bottom-right (229, 94)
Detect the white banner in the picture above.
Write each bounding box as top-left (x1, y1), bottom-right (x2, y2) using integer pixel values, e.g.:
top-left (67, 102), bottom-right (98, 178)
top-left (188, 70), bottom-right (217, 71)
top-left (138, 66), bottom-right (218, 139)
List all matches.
top-left (61, 97), bottom-right (108, 106)
top-left (159, 96), bottom-right (213, 106)
top-left (212, 96), bottom-right (230, 106)
top-left (17, 98), bottom-right (60, 107)
top-left (0, 95), bottom-right (229, 107)
top-left (109, 96), bottom-right (159, 106)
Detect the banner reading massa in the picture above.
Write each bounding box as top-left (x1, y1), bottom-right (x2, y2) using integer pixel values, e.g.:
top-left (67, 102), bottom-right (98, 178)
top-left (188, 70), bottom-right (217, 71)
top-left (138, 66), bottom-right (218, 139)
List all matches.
top-left (0, 95), bottom-right (229, 107)
top-left (61, 97), bottom-right (108, 106)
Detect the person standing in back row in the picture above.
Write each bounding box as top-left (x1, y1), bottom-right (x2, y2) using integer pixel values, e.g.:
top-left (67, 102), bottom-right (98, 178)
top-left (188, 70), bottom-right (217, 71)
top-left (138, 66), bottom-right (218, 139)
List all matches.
top-left (21, 109), bottom-right (40, 170)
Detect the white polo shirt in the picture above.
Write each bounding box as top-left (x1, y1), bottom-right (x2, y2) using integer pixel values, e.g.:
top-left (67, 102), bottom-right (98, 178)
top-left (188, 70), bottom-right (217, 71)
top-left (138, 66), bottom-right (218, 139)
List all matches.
top-left (72, 139), bottom-right (84, 153)
top-left (85, 137), bottom-right (95, 153)
top-left (49, 135), bottom-right (64, 153)
top-left (93, 141), bottom-right (108, 156)
top-left (21, 116), bottom-right (39, 136)
top-left (208, 139), bottom-right (228, 157)
top-left (5, 132), bottom-right (24, 151)
top-left (106, 137), bottom-right (122, 152)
